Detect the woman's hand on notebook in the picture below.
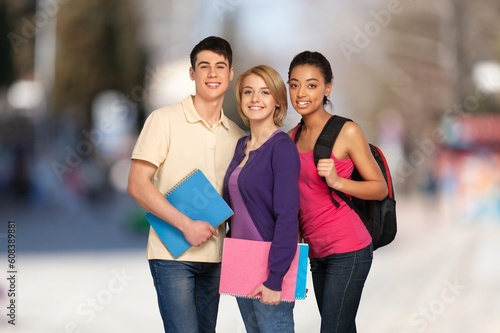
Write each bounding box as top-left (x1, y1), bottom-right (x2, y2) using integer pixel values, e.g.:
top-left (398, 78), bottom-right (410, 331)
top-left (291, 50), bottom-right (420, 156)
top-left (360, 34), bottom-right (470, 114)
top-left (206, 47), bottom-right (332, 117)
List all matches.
top-left (248, 284), bottom-right (281, 306)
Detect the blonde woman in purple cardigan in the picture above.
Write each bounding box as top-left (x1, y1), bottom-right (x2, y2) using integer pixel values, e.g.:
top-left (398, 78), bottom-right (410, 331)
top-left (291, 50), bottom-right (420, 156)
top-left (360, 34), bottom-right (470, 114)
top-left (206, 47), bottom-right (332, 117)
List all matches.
top-left (223, 65), bottom-right (300, 333)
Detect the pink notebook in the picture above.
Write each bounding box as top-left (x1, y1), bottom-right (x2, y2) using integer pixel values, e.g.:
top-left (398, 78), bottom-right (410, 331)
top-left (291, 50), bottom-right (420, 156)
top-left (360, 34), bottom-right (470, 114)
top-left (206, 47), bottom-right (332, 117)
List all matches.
top-left (219, 238), bottom-right (308, 302)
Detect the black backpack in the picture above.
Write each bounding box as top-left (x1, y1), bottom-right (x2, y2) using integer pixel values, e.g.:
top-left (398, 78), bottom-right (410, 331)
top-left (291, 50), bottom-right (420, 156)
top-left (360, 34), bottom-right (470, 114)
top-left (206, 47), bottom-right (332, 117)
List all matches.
top-left (295, 115), bottom-right (397, 250)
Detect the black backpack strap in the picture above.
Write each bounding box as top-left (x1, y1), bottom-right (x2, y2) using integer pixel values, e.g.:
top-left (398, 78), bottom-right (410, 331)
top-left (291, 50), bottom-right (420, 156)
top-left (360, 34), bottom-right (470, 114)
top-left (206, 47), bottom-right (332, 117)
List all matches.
top-left (313, 115), bottom-right (353, 208)
top-left (313, 115), bottom-right (350, 164)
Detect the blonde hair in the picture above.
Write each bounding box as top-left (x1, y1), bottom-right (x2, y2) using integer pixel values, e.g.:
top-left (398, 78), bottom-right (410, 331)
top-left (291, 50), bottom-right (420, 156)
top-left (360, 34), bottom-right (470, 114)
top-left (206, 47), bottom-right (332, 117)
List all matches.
top-left (234, 65), bottom-right (287, 127)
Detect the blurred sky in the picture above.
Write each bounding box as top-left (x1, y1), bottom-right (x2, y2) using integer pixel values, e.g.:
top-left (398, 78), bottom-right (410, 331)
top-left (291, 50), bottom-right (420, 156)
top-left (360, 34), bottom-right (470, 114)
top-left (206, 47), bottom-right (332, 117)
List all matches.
top-left (0, 0), bottom-right (500, 332)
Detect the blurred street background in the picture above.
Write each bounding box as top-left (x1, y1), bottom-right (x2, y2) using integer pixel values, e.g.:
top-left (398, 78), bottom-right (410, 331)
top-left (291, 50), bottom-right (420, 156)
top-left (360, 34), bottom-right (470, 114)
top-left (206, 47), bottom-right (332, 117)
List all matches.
top-left (1, 0), bottom-right (500, 332)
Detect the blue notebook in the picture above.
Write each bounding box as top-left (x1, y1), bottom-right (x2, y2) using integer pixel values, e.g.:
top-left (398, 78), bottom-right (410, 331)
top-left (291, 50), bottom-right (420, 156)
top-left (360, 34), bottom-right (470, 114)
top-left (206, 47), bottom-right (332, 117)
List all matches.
top-left (145, 169), bottom-right (233, 258)
top-left (219, 238), bottom-right (309, 302)
top-left (295, 243), bottom-right (308, 299)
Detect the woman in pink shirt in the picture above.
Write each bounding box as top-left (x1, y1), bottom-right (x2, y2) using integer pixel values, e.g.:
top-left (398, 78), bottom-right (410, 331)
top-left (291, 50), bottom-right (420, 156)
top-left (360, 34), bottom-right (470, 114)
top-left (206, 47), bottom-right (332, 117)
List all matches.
top-left (288, 51), bottom-right (387, 333)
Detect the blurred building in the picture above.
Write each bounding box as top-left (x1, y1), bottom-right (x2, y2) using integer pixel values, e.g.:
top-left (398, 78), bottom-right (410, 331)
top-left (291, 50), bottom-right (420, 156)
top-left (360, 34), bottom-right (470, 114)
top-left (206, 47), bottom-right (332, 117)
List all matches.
top-left (435, 114), bottom-right (500, 223)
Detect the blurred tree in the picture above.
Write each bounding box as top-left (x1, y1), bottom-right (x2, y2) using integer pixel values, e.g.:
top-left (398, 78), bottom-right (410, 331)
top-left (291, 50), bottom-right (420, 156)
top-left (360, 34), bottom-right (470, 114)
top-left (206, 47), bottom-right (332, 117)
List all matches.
top-left (2, 0), bottom-right (36, 82)
top-left (362, 0), bottom-right (500, 139)
top-left (350, 0), bottom-right (500, 193)
top-left (0, 0), bottom-right (15, 86)
top-left (451, 0), bottom-right (500, 112)
top-left (54, 0), bottom-right (146, 129)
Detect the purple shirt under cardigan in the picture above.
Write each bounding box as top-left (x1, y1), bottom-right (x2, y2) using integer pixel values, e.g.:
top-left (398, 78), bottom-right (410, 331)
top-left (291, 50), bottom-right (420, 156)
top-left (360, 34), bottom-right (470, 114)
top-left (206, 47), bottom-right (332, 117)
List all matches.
top-left (223, 130), bottom-right (300, 292)
top-left (228, 167), bottom-right (263, 241)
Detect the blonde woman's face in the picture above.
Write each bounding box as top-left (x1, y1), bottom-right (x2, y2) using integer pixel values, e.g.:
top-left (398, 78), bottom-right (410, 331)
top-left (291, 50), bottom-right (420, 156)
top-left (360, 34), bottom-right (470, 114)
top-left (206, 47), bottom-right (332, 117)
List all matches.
top-left (240, 74), bottom-right (278, 125)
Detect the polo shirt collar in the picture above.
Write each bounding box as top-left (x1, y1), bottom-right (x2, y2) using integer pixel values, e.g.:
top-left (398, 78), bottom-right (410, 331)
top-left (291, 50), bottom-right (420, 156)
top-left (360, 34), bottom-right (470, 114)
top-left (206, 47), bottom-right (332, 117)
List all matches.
top-left (182, 95), bottom-right (231, 130)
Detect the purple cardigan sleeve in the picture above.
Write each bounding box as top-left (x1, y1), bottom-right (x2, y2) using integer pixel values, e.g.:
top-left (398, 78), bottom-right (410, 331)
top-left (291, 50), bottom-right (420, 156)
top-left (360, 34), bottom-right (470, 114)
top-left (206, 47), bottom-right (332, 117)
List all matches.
top-left (263, 137), bottom-right (300, 291)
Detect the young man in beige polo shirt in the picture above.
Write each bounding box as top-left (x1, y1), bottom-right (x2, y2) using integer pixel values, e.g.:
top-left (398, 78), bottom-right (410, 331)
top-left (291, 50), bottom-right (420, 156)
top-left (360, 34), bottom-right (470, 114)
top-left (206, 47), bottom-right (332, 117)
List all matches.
top-left (127, 36), bottom-right (244, 333)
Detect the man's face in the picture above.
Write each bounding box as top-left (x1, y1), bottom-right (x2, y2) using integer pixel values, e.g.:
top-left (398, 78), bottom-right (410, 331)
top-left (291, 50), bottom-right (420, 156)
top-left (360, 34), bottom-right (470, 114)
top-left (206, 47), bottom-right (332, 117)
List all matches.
top-left (190, 50), bottom-right (234, 102)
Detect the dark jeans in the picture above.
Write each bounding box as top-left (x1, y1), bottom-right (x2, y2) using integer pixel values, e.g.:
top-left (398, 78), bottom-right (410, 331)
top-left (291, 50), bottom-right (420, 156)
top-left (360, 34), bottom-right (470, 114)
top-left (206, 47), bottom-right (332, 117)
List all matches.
top-left (149, 260), bottom-right (221, 333)
top-left (236, 297), bottom-right (295, 333)
top-left (310, 243), bottom-right (373, 333)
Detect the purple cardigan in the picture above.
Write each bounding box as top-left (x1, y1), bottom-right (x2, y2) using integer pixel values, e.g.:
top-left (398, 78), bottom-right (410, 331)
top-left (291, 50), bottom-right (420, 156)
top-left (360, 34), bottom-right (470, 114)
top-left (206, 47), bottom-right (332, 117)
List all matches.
top-left (223, 131), bottom-right (300, 291)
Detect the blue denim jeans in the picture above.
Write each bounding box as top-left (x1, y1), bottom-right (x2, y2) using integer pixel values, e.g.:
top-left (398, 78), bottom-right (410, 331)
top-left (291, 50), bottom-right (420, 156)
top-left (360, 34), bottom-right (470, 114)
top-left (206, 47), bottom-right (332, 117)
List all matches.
top-left (236, 297), bottom-right (295, 333)
top-left (310, 243), bottom-right (373, 333)
top-left (149, 260), bottom-right (221, 333)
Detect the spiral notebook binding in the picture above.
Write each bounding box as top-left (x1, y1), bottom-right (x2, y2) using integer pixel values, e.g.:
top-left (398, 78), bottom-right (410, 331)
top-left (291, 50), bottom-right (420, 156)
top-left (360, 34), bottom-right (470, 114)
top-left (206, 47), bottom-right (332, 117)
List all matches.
top-left (165, 169), bottom-right (198, 196)
top-left (219, 292), bottom-right (297, 303)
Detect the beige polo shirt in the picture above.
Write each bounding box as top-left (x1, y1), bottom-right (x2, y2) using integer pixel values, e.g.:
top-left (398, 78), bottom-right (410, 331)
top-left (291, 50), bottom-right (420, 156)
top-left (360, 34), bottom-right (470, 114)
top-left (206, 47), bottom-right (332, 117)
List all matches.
top-left (131, 95), bottom-right (245, 262)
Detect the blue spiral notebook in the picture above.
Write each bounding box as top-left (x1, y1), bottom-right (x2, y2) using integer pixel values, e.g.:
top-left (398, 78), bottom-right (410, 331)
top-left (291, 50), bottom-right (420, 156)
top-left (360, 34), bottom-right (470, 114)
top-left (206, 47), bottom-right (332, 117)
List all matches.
top-left (219, 238), bottom-right (309, 302)
top-left (145, 169), bottom-right (233, 258)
